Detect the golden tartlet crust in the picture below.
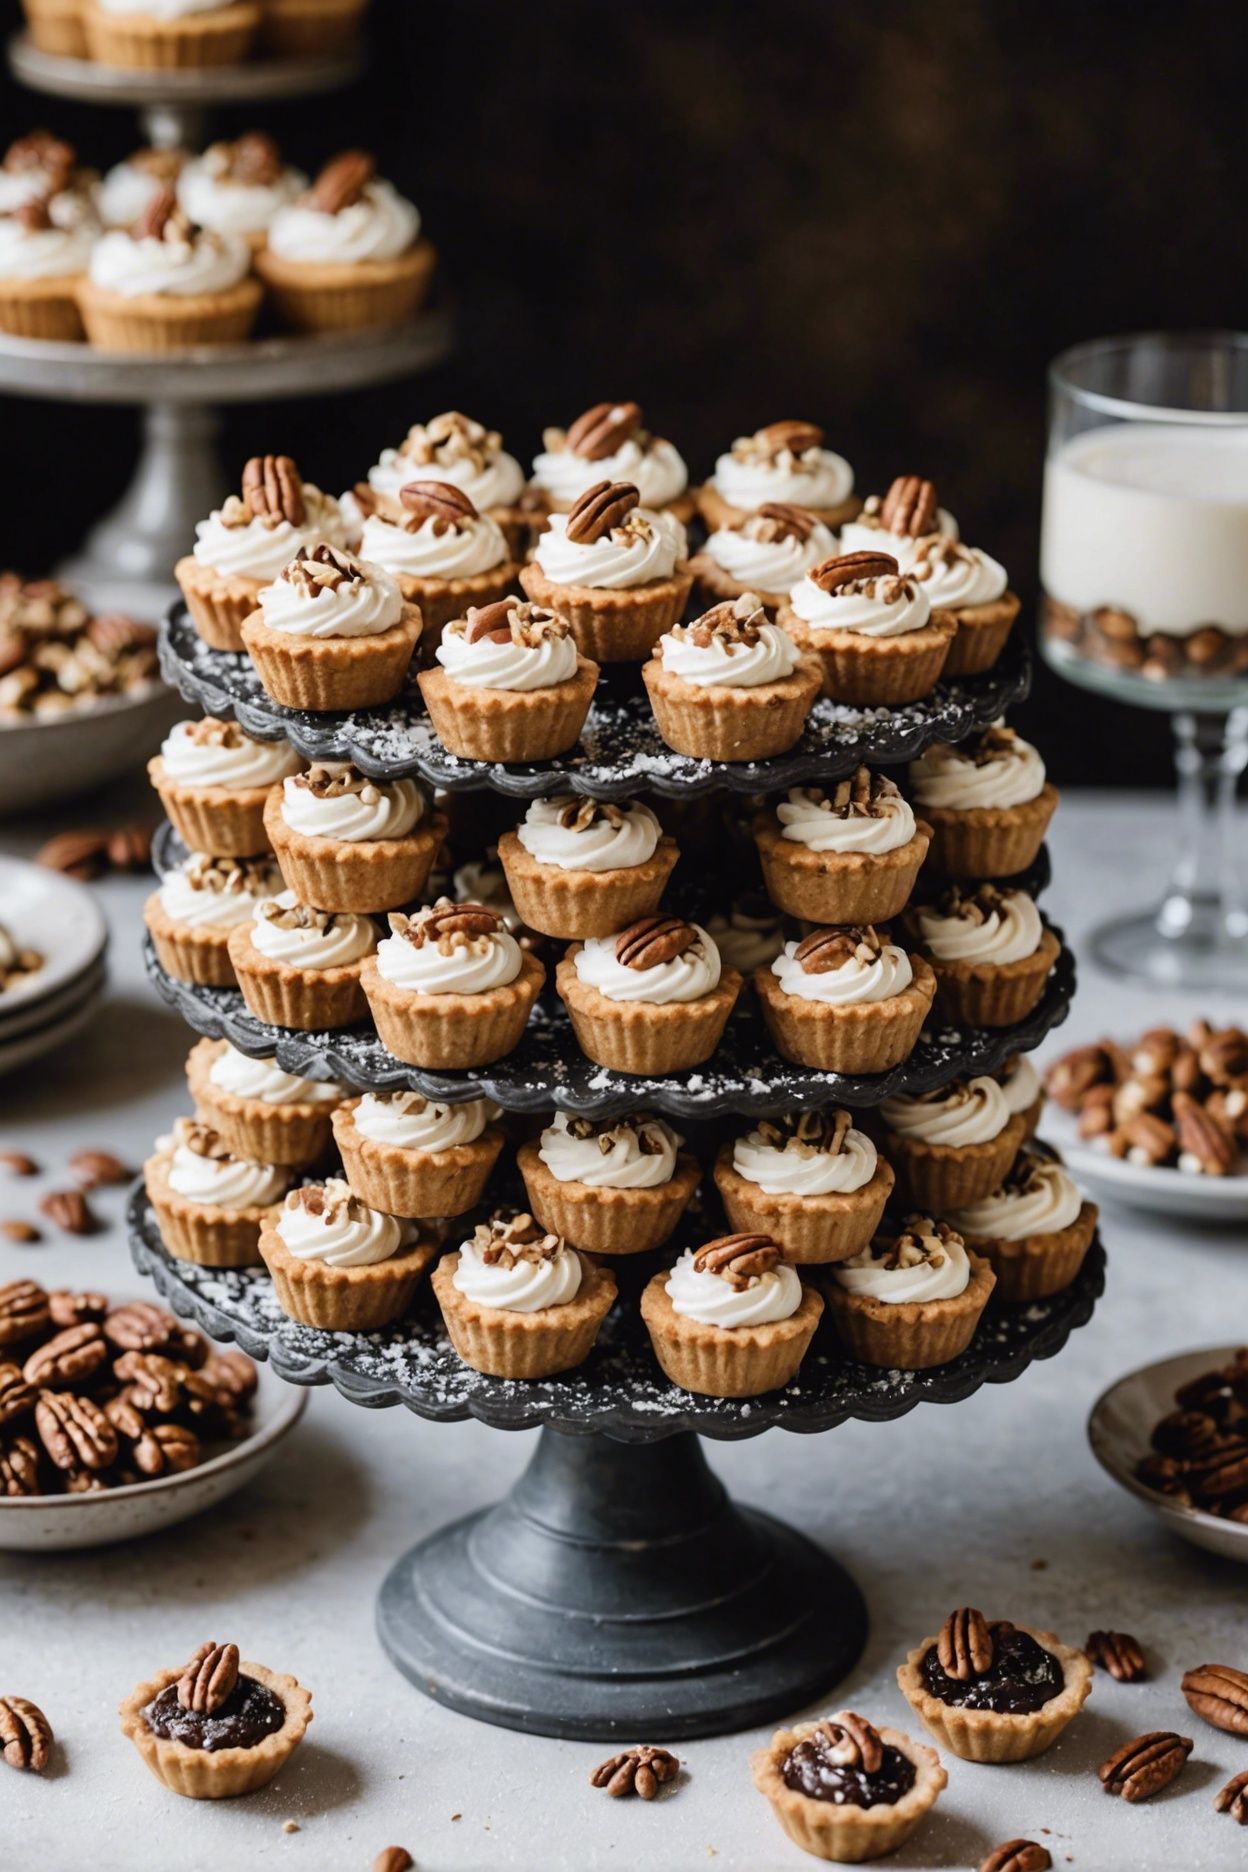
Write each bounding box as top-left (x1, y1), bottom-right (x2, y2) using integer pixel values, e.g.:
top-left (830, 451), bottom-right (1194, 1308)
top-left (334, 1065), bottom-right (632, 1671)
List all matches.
top-left (641, 652), bottom-right (822, 761)
top-left (753, 954), bottom-right (936, 1075)
top-left (118, 1660), bottom-right (311, 1800)
top-left (240, 604), bottom-right (422, 713)
top-left (777, 607), bottom-right (957, 704)
top-left (713, 1143), bottom-right (894, 1264)
top-left (417, 654), bottom-right (599, 762)
top-left (331, 1099), bottom-right (505, 1218)
top-left (941, 588), bottom-right (1021, 677)
top-left (821, 1249), bottom-right (996, 1370)
top-left (751, 1720), bottom-right (946, 1863)
top-left (921, 783), bottom-right (1060, 881)
top-left (148, 751), bottom-right (276, 856)
top-left (259, 1219), bottom-right (444, 1331)
top-left (185, 1037), bottom-right (339, 1168)
top-left (896, 1622), bottom-right (1093, 1762)
top-left (227, 922), bottom-right (371, 1031)
top-left (431, 1250), bottom-right (617, 1379)
top-left (519, 558), bottom-right (694, 663)
top-left (880, 1111), bottom-right (1028, 1211)
top-left (556, 950), bottom-right (742, 1075)
top-left (361, 948), bottom-right (545, 1069)
top-left (753, 812), bottom-right (932, 925)
top-left (143, 893), bottom-right (239, 989)
top-left (918, 926), bottom-right (1061, 1030)
top-left (264, 789), bottom-right (447, 914)
top-left (517, 1139), bottom-right (701, 1255)
top-left (496, 828), bottom-right (680, 940)
top-left (640, 1272), bottom-right (824, 1398)
top-left (959, 1199), bottom-right (1098, 1303)
top-left (144, 1148), bottom-right (279, 1269)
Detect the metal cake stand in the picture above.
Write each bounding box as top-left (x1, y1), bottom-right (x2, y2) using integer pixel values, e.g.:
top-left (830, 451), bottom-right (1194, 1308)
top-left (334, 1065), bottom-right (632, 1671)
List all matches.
top-left (129, 623), bottom-right (1104, 1740)
top-left (4, 34), bottom-right (452, 620)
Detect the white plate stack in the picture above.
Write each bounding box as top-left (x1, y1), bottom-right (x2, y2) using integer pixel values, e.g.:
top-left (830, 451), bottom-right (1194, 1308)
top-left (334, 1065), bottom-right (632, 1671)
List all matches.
top-left (0, 857), bottom-right (109, 1075)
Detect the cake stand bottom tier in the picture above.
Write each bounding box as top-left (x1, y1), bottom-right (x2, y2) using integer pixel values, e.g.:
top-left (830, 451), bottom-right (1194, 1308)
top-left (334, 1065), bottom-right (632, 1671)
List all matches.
top-left (376, 1426), bottom-right (867, 1741)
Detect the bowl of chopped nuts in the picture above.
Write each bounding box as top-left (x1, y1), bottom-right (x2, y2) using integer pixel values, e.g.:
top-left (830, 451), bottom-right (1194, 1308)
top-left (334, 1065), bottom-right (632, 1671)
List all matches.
top-left (1089, 1345), bottom-right (1248, 1564)
top-left (0, 1288), bottom-right (306, 1551)
top-left (1045, 1020), bottom-right (1248, 1221)
top-left (0, 574), bottom-right (183, 814)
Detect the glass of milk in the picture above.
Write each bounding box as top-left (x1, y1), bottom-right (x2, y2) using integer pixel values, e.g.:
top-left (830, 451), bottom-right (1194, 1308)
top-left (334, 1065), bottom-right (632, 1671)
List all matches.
top-left (1040, 333), bottom-right (1248, 988)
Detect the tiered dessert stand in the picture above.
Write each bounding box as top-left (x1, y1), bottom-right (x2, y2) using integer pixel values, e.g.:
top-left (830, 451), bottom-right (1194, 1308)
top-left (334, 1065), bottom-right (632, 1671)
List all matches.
top-left (130, 613), bottom-right (1103, 1740)
top-left (3, 32), bottom-right (452, 618)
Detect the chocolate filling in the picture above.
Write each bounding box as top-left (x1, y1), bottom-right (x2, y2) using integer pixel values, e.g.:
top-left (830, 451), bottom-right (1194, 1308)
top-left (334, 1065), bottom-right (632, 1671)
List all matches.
top-left (781, 1735), bottom-right (916, 1808)
top-left (919, 1624), bottom-right (1064, 1714)
top-left (143, 1675), bottom-right (284, 1752)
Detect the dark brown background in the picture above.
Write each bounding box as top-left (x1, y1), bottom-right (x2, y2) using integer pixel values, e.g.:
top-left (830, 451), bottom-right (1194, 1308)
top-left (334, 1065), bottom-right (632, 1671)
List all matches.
top-left (3, 0), bottom-right (1246, 783)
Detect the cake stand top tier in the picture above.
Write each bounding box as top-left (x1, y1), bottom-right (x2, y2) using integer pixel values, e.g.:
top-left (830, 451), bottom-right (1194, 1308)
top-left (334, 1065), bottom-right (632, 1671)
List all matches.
top-left (159, 608), bottom-right (1033, 797)
top-left (8, 31), bottom-right (364, 109)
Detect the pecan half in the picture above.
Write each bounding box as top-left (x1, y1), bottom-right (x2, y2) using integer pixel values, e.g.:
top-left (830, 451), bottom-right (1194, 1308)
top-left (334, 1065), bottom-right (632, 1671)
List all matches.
top-left (793, 925), bottom-right (881, 975)
top-left (374, 1852), bottom-right (414, 1872)
top-left (814, 1710), bottom-right (883, 1774)
top-left (0, 1153), bottom-right (37, 1176)
top-left (67, 1148), bottom-right (130, 1190)
top-left (1173, 1091), bottom-right (1237, 1175)
top-left (177, 1641), bottom-right (239, 1715)
top-left (1086, 1630), bottom-right (1146, 1682)
top-left (114, 1350), bottom-right (185, 1416)
top-left (0, 1222), bottom-right (38, 1244)
top-left (0, 1364), bottom-right (36, 1426)
top-left (0, 1696), bottom-right (52, 1773)
top-left (809, 550), bottom-right (899, 592)
top-left (309, 149), bottom-right (375, 213)
top-left (1215, 1768), bottom-right (1248, 1824)
top-left (1098, 1731), bottom-right (1192, 1802)
top-left (564, 479), bottom-right (640, 544)
top-left (589, 1744), bottom-right (679, 1799)
top-left (242, 454), bottom-right (306, 528)
top-left (615, 915), bottom-right (696, 970)
top-left (23, 1323), bottom-right (108, 1391)
top-left (136, 1422), bottom-right (202, 1477)
top-left (404, 901), bottom-right (501, 947)
top-left (102, 1300), bottom-right (183, 1354)
top-left (1181, 1663), bottom-right (1248, 1734)
top-left (564, 401), bottom-right (644, 461)
top-left (979, 1843), bottom-right (1051, 1872)
top-left (135, 186), bottom-right (182, 242)
top-left (1044, 1044), bottom-right (1115, 1110)
top-left (399, 480), bottom-right (479, 528)
top-left (754, 500), bottom-right (815, 542)
top-left (936, 1607), bottom-right (994, 1681)
top-left (38, 1190), bottom-right (97, 1236)
top-left (753, 419), bottom-right (823, 460)
top-left (692, 1233), bottom-right (782, 1289)
top-left (462, 599), bottom-right (515, 644)
top-left (0, 1435), bottom-right (41, 1496)
top-left (34, 1391), bottom-right (117, 1472)
top-left (0, 1282), bottom-right (51, 1348)
top-left (880, 475), bottom-right (938, 537)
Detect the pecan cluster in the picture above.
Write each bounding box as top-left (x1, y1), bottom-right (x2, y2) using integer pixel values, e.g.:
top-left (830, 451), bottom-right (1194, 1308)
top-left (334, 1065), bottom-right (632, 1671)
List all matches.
top-left (0, 1283), bottom-right (257, 1499)
top-left (1046, 1017), bottom-right (1247, 1175)
top-left (793, 924), bottom-right (882, 975)
top-left (285, 1177), bottom-right (362, 1227)
top-left (880, 1216), bottom-right (960, 1272)
top-left (283, 542), bottom-right (364, 597)
top-left (0, 574), bottom-right (158, 722)
top-left (3, 131), bottom-right (77, 195)
top-left (748, 500), bottom-right (816, 543)
top-left (680, 592), bottom-right (767, 651)
top-left (188, 853), bottom-right (281, 901)
top-left (472, 1211), bottom-right (561, 1268)
top-left (733, 419), bottom-right (823, 465)
top-left (255, 894), bottom-right (336, 931)
top-left (564, 1112), bottom-right (670, 1156)
top-left (799, 768), bottom-right (899, 821)
top-left (1043, 596), bottom-right (1248, 680)
top-left (210, 132), bottom-right (282, 187)
top-left (391, 899), bottom-right (501, 952)
top-left (692, 1232), bottom-right (782, 1288)
top-left (1134, 1347), bottom-right (1248, 1521)
top-left (755, 1109), bottom-right (851, 1156)
top-left (460, 600), bottom-right (566, 648)
top-left (400, 410), bottom-right (501, 473)
top-left (554, 795), bottom-right (628, 834)
top-left (296, 761), bottom-right (383, 803)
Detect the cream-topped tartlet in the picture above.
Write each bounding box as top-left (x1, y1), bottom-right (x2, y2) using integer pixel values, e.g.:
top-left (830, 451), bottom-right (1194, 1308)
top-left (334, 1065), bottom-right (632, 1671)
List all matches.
top-left (144, 851), bottom-right (281, 987)
top-left (81, 0), bottom-right (261, 70)
top-left (823, 1214), bottom-right (995, 1369)
top-left (641, 1231), bottom-right (824, 1397)
top-left (689, 501), bottom-right (839, 610)
top-left (518, 1110), bottom-right (700, 1256)
top-left (838, 474), bottom-right (960, 564)
top-left (755, 923), bottom-right (935, 1074)
top-left (909, 725), bottom-right (1059, 879)
top-left (643, 592), bottom-right (821, 761)
top-left (187, 1037), bottom-right (343, 1167)
top-left (432, 1209), bottom-right (617, 1379)
top-left (332, 1090), bottom-right (504, 1219)
top-left (529, 401), bottom-right (690, 519)
top-left (557, 913), bottom-right (742, 1075)
top-left (0, 166), bottom-right (97, 341)
top-left (241, 541), bottom-right (420, 712)
top-left (695, 420), bottom-right (858, 531)
top-left (753, 768), bottom-right (932, 925)
top-left (878, 1074), bottom-right (1028, 1210)
top-left (947, 1147), bottom-right (1097, 1301)
top-left (361, 898), bottom-right (545, 1070)
top-left (907, 882), bottom-right (1060, 1029)
top-left (358, 411), bottom-right (530, 557)
top-left (79, 188), bottom-right (259, 351)
top-left (264, 760), bottom-right (445, 914)
top-left (520, 480), bottom-right (692, 661)
top-left (714, 1108), bottom-right (895, 1264)
top-left (260, 1178), bottom-right (444, 1331)
top-left (149, 717), bottom-right (302, 856)
top-left (97, 146), bottom-right (185, 228)
top-left (144, 1116), bottom-right (288, 1269)
top-left (779, 549), bottom-right (956, 703)
top-left (497, 794), bottom-right (678, 939)
top-left (418, 598), bottom-right (598, 762)
top-left (359, 480), bottom-right (518, 656)
top-left (228, 890), bottom-right (377, 1031)
top-left (177, 133), bottom-right (304, 248)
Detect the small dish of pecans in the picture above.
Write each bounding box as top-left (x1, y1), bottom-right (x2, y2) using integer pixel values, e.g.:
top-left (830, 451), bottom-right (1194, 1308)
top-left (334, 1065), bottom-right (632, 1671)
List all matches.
top-left (1088, 1344), bottom-right (1248, 1565)
top-left (1045, 1019), bottom-right (1248, 1221)
top-left (0, 1284), bottom-right (305, 1553)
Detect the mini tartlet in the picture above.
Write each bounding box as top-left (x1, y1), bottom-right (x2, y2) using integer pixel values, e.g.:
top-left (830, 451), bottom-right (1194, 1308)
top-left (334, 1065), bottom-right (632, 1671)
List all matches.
top-left (228, 892), bottom-right (377, 1030)
top-left (754, 924), bottom-right (935, 1074)
top-left (822, 1215), bottom-right (995, 1369)
top-left (713, 1109), bottom-right (894, 1264)
top-left (642, 593), bottom-right (822, 762)
top-left (176, 133), bottom-right (305, 250)
top-left (517, 1111), bottom-right (700, 1256)
top-left (186, 1037), bottom-right (343, 1168)
top-left (906, 884), bottom-right (1059, 1029)
top-left (907, 533), bottom-right (1019, 677)
top-left (640, 1232), bottom-right (824, 1398)
top-left (332, 1090), bottom-right (504, 1218)
top-left (838, 474), bottom-right (960, 563)
top-left (418, 599), bottom-right (599, 762)
top-left (877, 1075), bottom-right (1028, 1210)
top-left (529, 401), bottom-right (692, 522)
top-left (19, 0), bottom-right (87, 57)
top-left (896, 1606), bottom-right (1092, 1763)
top-left (754, 768), bottom-right (932, 925)
top-left (432, 1210), bottom-right (617, 1379)
top-left (241, 542), bottom-right (420, 714)
top-left (519, 479), bottom-right (692, 662)
top-left (689, 501), bottom-right (838, 611)
top-left (83, 1), bottom-right (259, 69)
top-left (557, 915), bottom-right (741, 1075)
top-left (264, 761), bottom-right (445, 913)
top-left (96, 144), bottom-right (185, 228)
top-left (148, 716), bottom-right (302, 856)
top-left (946, 1147), bottom-right (1098, 1302)
top-left (144, 1116), bottom-right (288, 1268)
top-left (0, 165), bottom-right (96, 342)
top-left (78, 189), bottom-right (260, 351)
top-left (176, 453), bottom-right (348, 652)
top-left (144, 852), bottom-right (282, 988)
top-left (256, 151), bottom-right (435, 333)
top-left (358, 480), bottom-right (519, 659)
top-left (118, 1641), bottom-right (311, 1802)
top-left (909, 726), bottom-right (1059, 880)
top-left (259, 1179), bottom-right (445, 1331)
top-left (695, 420), bottom-right (859, 531)
top-left (752, 1709), bottom-right (946, 1865)
top-left (779, 550), bottom-right (956, 705)
top-left (497, 794), bottom-right (678, 939)
top-left (358, 410), bottom-right (531, 561)
top-left (360, 899), bottom-right (545, 1069)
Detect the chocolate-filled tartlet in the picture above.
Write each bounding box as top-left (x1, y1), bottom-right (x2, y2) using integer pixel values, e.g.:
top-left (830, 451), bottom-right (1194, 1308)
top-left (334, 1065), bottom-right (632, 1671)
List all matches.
top-left (897, 1606), bottom-right (1091, 1763)
top-left (119, 1640), bottom-right (312, 1798)
top-left (752, 1709), bottom-right (945, 1862)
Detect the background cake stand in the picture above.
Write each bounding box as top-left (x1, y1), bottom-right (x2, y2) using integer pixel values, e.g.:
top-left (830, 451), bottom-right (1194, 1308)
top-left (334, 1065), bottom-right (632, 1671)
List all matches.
top-left (127, 618), bottom-right (1103, 1740)
top-left (3, 35), bottom-right (453, 620)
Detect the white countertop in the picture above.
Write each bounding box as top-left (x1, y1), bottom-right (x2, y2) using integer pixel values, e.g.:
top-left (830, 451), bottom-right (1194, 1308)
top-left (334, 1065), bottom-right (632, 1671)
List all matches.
top-left (2, 784), bottom-right (1245, 1872)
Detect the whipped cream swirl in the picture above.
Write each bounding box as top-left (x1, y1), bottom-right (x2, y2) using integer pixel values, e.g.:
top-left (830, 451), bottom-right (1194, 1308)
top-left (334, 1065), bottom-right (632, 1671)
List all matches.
top-left (0, 193), bottom-right (96, 280)
top-left (159, 854), bottom-right (281, 930)
top-left (267, 179), bottom-right (419, 264)
top-left (732, 1119), bottom-right (877, 1195)
top-left (665, 1247), bottom-right (803, 1327)
top-left (909, 728), bottom-right (1046, 811)
top-left (788, 569), bottom-right (932, 638)
top-left (249, 892), bottom-right (377, 968)
top-left (351, 1091), bottom-right (500, 1151)
top-left (881, 1075), bottom-right (1012, 1146)
top-left (516, 795), bottom-right (661, 872)
top-left (770, 936), bottom-right (913, 1005)
top-left (368, 414), bottom-right (525, 509)
top-left (999, 1053), bottom-right (1042, 1117)
top-left (193, 487), bottom-right (347, 581)
top-left (839, 502), bottom-right (960, 566)
top-left (703, 515), bottom-right (837, 592)
top-left (658, 616), bottom-right (801, 687)
top-left (908, 537), bottom-right (1008, 610)
top-left (89, 223), bottom-right (250, 297)
top-left (375, 910), bottom-right (522, 995)
top-left (178, 150), bottom-right (305, 239)
top-left (163, 1122), bottom-right (288, 1208)
top-left (276, 1180), bottom-right (406, 1267)
top-left (712, 440), bottom-right (853, 512)
top-left (948, 1155), bottom-right (1083, 1241)
top-left (834, 1224), bottom-right (972, 1304)
top-left (360, 510), bottom-right (508, 580)
top-left (776, 780), bottom-right (916, 854)
top-left (160, 718), bottom-right (301, 789)
top-left (917, 890), bottom-right (1044, 965)
top-left (436, 612), bottom-right (579, 691)
top-left (574, 924), bottom-right (721, 1004)
top-left (451, 1227), bottom-right (583, 1313)
top-left (208, 1043), bottom-right (342, 1106)
top-left (258, 549), bottom-right (403, 639)
top-left (538, 1111), bottom-right (683, 1188)
top-left (532, 434), bottom-right (688, 509)
top-left (533, 507), bottom-right (684, 590)
top-left (280, 764), bottom-right (425, 842)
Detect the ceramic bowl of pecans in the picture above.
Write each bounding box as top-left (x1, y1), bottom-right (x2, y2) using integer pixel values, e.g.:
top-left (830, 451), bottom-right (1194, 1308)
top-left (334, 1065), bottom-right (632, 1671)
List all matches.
top-left (0, 574), bottom-right (182, 815)
top-left (1044, 1019), bottom-right (1248, 1221)
top-left (1088, 1345), bottom-right (1248, 1564)
top-left (0, 1286), bottom-right (305, 1551)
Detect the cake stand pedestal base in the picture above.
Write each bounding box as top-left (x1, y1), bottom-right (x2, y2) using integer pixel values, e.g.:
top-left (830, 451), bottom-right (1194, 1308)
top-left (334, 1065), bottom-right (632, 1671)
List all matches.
top-left (376, 1426), bottom-right (866, 1741)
